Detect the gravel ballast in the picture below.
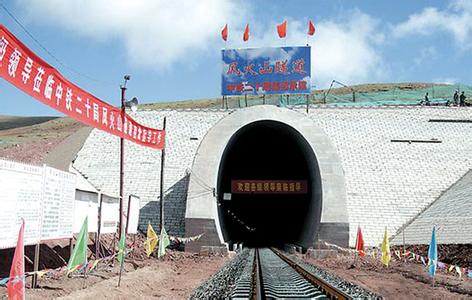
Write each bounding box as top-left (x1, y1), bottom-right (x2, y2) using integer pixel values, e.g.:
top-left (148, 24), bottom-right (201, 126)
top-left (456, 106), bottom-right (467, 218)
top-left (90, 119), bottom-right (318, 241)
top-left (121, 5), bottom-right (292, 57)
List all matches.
top-left (189, 249), bottom-right (251, 299)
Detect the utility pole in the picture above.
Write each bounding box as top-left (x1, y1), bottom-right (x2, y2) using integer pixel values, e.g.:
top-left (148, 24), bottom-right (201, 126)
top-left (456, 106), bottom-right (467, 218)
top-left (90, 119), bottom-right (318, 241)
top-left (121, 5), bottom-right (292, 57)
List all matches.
top-left (159, 117), bottom-right (167, 231)
top-left (119, 75), bottom-right (130, 239)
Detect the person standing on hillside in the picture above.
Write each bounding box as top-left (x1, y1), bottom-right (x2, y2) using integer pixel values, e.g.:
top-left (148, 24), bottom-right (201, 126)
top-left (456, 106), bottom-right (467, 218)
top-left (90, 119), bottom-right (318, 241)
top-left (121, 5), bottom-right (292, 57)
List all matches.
top-left (421, 92), bottom-right (430, 106)
top-left (453, 90), bottom-right (459, 106)
top-left (459, 91), bottom-right (466, 106)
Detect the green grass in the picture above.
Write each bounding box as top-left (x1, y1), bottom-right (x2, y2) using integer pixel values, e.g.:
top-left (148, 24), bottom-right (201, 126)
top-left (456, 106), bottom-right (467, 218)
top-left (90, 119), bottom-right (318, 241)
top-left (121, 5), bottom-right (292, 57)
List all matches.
top-left (140, 98), bottom-right (223, 110)
top-left (0, 115), bottom-right (59, 131)
top-left (138, 82), bottom-right (456, 109)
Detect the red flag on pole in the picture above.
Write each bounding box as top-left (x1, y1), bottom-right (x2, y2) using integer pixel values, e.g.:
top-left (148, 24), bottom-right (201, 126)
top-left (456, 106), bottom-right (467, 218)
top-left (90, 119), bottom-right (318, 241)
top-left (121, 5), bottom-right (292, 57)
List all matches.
top-left (277, 20), bottom-right (287, 38)
top-left (355, 226), bottom-right (365, 257)
top-left (8, 220), bottom-right (25, 300)
top-left (308, 20), bottom-right (316, 36)
top-left (243, 24), bottom-right (249, 42)
top-left (221, 24), bottom-right (228, 41)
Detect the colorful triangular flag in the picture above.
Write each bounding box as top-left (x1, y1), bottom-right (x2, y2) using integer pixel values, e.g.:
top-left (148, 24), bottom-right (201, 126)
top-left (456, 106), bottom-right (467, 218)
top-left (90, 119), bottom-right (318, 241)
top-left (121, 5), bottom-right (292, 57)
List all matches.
top-left (221, 24), bottom-right (228, 42)
top-left (68, 217), bottom-right (88, 271)
top-left (355, 226), bottom-right (365, 257)
top-left (277, 20), bottom-right (287, 38)
top-left (157, 227), bottom-right (170, 258)
top-left (308, 20), bottom-right (316, 36)
top-left (428, 226), bottom-right (438, 277)
top-left (145, 222), bottom-right (158, 257)
top-left (243, 24), bottom-right (249, 42)
top-left (455, 266), bottom-right (462, 278)
top-left (7, 220), bottom-right (25, 300)
top-left (381, 227), bottom-right (391, 267)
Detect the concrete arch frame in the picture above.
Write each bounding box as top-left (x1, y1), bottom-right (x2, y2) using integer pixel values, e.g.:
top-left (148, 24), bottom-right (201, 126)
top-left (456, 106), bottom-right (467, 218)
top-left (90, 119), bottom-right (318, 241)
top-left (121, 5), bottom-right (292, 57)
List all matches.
top-left (184, 105), bottom-right (349, 252)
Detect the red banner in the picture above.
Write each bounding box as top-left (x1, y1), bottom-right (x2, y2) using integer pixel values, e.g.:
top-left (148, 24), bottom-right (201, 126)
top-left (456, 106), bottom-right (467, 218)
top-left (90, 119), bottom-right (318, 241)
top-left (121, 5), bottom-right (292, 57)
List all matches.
top-left (231, 180), bottom-right (308, 194)
top-left (0, 24), bottom-right (164, 149)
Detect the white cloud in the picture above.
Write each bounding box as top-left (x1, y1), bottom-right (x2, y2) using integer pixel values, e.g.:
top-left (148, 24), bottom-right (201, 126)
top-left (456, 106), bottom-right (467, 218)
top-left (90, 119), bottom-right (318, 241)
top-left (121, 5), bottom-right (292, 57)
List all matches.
top-left (310, 12), bottom-right (386, 88)
top-left (433, 77), bottom-right (458, 85)
top-left (393, 0), bottom-right (472, 49)
top-left (17, 1), bottom-right (386, 87)
top-left (414, 46), bottom-right (438, 65)
top-left (17, 0), bottom-right (248, 69)
top-left (228, 10), bottom-right (386, 88)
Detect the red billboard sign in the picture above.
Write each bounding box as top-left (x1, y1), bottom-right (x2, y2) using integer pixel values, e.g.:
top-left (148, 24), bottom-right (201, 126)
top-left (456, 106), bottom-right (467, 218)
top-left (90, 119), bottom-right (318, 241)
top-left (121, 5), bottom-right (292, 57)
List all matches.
top-left (231, 180), bottom-right (308, 194)
top-left (0, 24), bottom-right (164, 149)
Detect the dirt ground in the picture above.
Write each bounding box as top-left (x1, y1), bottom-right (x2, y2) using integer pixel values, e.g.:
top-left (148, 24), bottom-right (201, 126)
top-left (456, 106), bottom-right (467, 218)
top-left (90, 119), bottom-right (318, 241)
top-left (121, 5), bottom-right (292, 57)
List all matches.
top-left (0, 116), bottom-right (85, 164)
top-left (1, 249), bottom-right (471, 299)
top-left (0, 251), bottom-right (229, 299)
top-left (304, 253), bottom-right (472, 299)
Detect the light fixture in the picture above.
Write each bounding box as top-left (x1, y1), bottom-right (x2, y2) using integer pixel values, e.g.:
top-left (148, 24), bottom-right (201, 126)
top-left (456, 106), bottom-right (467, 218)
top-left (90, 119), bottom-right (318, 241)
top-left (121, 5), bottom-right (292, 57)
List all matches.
top-left (125, 97), bottom-right (139, 112)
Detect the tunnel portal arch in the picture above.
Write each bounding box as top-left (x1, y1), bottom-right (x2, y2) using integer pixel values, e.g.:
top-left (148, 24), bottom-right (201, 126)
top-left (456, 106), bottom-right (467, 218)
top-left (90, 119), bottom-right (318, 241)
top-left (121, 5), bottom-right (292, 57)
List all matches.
top-left (217, 120), bottom-right (322, 248)
top-left (184, 106), bottom-right (348, 252)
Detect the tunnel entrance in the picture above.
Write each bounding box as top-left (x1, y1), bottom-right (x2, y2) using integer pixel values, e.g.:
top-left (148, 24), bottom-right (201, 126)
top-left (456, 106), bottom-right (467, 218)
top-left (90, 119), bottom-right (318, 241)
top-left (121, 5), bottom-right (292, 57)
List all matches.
top-left (217, 120), bottom-right (322, 249)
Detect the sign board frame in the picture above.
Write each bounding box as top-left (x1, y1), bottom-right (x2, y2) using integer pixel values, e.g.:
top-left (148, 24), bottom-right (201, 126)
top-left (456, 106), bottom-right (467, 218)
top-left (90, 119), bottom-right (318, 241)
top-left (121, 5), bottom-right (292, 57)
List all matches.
top-left (126, 195), bottom-right (140, 234)
top-left (0, 159), bottom-right (76, 249)
top-left (222, 46), bottom-right (311, 96)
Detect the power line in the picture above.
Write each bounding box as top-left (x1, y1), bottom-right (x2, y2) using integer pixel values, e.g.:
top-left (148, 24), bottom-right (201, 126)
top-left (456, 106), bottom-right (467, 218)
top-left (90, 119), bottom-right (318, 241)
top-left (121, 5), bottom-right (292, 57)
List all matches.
top-left (0, 2), bottom-right (115, 86)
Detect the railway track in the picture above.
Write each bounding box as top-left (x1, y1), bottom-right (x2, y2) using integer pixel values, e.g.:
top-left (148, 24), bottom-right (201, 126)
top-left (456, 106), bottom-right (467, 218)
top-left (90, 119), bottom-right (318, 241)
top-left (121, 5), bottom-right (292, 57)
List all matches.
top-left (232, 247), bottom-right (352, 299)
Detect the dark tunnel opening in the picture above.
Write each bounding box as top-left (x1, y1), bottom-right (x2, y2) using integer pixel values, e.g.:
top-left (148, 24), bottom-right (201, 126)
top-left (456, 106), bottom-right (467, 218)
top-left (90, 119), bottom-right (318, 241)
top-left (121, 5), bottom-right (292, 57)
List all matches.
top-left (216, 120), bottom-right (322, 249)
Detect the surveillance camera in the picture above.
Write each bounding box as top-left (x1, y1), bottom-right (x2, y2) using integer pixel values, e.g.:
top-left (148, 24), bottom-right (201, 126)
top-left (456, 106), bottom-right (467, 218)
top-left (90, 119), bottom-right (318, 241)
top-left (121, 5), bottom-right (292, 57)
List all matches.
top-left (124, 75), bottom-right (131, 81)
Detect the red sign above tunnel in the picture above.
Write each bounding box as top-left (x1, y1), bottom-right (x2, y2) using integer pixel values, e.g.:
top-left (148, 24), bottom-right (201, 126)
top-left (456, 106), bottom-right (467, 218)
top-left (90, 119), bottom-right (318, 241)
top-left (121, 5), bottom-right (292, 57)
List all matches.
top-left (231, 180), bottom-right (308, 194)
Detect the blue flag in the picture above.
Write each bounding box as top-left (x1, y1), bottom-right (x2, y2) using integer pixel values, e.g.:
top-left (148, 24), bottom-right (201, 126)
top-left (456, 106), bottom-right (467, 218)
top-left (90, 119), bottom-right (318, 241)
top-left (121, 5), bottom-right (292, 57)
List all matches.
top-left (428, 227), bottom-right (438, 277)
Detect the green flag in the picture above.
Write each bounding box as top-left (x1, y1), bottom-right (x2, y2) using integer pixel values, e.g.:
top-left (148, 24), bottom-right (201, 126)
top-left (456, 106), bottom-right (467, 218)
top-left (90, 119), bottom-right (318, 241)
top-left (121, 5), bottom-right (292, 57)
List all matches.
top-left (68, 217), bottom-right (88, 270)
top-left (117, 223), bottom-right (126, 264)
top-left (157, 227), bottom-right (170, 258)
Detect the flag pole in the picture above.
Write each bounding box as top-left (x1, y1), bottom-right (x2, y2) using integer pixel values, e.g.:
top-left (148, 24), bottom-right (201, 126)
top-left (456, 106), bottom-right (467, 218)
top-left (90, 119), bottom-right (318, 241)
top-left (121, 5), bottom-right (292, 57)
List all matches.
top-left (402, 228), bottom-right (406, 263)
top-left (117, 221), bottom-right (125, 287)
top-left (96, 193), bottom-right (103, 260)
top-left (32, 164), bottom-right (48, 288)
top-left (117, 254), bottom-right (124, 287)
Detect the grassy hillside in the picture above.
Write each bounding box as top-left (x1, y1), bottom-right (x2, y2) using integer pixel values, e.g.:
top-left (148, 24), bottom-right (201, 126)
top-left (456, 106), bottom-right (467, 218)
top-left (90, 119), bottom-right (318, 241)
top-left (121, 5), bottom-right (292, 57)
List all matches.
top-left (140, 98), bottom-right (222, 110)
top-left (139, 82), bottom-right (453, 109)
top-left (0, 115), bottom-right (59, 130)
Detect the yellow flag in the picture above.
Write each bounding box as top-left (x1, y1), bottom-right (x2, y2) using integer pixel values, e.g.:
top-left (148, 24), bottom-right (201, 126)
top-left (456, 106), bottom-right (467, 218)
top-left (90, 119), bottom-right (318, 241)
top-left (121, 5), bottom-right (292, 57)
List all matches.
top-left (145, 223), bottom-right (158, 257)
top-left (381, 227), bottom-right (391, 267)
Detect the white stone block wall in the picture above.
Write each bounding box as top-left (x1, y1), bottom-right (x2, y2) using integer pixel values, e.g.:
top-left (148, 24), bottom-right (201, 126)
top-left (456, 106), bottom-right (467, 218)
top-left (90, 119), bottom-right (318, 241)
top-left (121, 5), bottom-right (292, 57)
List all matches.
top-left (73, 109), bottom-right (230, 236)
top-left (391, 170), bottom-right (472, 245)
top-left (306, 106), bottom-right (472, 246)
top-left (73, 106), bottom-right (472, 245)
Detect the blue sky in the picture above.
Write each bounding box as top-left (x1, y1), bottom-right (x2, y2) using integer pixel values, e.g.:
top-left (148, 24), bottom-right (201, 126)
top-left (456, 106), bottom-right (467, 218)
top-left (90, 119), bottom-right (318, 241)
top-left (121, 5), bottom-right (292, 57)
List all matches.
top-left (1, 0), bottom-right (471, 116)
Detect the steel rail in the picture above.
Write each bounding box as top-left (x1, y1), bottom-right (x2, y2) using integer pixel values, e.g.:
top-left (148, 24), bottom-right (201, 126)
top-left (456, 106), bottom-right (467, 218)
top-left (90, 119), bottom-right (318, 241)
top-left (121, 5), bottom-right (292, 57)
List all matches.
top-left (251, 248), bottom-right (264, 300)
top-left (270, 247), bottom-right (353, 300)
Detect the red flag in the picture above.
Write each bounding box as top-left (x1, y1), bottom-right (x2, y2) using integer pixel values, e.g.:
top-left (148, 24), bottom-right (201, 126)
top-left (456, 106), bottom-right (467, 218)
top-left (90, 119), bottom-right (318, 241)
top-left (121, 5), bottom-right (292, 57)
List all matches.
top-left (243, 24), bottom-right (249, 42)
top-left (221, 24), bottom-right (228, 42)
top-left (277, 20), bottom-right (287, 38)
top-left (8, 220), bottom-right (25, 300)
top-left (355, 226), bottom-right (365, 257)
top-left (308, 20), bottom-right (316, 36)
